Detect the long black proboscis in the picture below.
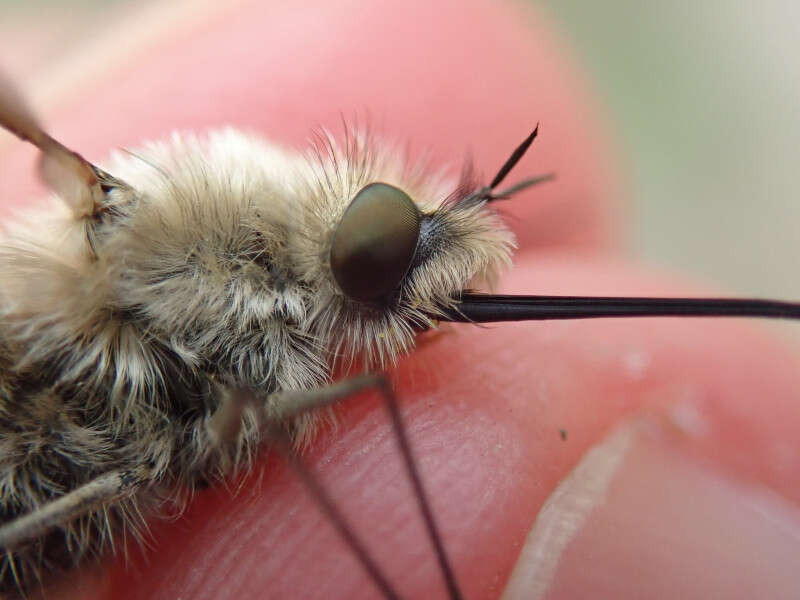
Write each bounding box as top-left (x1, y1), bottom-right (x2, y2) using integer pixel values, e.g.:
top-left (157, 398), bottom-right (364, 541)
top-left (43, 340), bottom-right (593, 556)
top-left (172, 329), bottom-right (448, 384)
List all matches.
top-left (440, 294), bottom-right (800, 322)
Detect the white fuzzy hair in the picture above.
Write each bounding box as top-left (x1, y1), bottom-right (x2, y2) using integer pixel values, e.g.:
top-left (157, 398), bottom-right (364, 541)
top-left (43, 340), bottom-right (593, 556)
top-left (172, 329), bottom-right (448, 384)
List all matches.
top-left (0, 127), bottom-right (514, 593)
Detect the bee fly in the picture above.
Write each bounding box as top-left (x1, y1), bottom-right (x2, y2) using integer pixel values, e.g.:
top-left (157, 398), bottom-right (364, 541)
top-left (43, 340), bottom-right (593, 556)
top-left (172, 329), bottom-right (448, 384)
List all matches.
top-left (0, 74), bottom-right (798, 599)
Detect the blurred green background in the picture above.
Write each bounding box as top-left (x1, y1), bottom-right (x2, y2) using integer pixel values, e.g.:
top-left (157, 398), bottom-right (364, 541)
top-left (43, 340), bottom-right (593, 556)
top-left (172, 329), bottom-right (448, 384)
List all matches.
top-left (1, 0), bottom-right (798, 299)
top-left (536, 1), bottom-right (799, 299)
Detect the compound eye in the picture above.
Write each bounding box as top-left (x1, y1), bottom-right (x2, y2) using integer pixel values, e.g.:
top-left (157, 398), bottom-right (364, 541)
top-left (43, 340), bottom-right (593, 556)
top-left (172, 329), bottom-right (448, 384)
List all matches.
top-left (330, 183), bottom-right (421, 303)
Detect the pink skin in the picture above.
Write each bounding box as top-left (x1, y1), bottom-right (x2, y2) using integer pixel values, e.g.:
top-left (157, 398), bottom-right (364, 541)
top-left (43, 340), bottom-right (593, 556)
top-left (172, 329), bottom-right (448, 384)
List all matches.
top-left (0, 1), bottom-right (797, 598)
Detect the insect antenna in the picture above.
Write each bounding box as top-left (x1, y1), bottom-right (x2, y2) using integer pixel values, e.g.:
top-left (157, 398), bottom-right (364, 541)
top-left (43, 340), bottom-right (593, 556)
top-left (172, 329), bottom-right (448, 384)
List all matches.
top-left (462, 125), bottom-right (554, 205)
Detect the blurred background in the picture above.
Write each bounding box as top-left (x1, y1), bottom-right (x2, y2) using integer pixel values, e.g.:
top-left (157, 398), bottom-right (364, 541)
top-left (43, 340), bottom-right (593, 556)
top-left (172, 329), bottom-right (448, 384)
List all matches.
top-left (1, 0), bottom-right (798, 299)
top-left (536, 1), bottom-right (800, 300)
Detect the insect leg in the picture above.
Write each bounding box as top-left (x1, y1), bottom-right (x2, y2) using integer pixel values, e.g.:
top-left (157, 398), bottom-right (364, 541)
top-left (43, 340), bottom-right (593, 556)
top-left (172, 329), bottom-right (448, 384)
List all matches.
top-left (262, 374), bottom-right (388, 419)
top-left (267, 375), bottom-right (463, 600)
top-left (268, 425), bottom-right (402, 600)
top-left (374, 379), bottom-right (464, 600)
top-left (0, 468), bottom-right (147, 553)
top-left (200, 377), bottom-right (403, 598)
top-left (204, 376), bottom-right (384, 450)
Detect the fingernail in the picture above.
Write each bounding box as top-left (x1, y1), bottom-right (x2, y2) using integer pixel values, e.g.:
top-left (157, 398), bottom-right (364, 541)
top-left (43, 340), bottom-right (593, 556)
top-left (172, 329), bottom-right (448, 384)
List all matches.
top-left (502, 421), bottom-right (800, 600)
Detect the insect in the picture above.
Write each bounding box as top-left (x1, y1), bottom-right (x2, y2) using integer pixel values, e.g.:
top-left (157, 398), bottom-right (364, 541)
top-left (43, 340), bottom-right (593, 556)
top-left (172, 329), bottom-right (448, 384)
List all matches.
top-left (0, 69), bottom-right (799, 600)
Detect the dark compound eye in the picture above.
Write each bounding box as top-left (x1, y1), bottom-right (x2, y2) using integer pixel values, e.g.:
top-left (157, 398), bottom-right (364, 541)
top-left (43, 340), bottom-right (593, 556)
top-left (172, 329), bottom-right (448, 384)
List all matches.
top-left (330, 182), bottom-right (421, 303)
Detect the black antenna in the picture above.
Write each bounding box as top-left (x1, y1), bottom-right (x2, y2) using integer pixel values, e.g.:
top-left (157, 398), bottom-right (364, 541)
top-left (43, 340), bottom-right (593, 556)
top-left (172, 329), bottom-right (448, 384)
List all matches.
top-left (490, 125), bottom-right (539, 190)
top-left (463, 126), bottom-right (554, 204)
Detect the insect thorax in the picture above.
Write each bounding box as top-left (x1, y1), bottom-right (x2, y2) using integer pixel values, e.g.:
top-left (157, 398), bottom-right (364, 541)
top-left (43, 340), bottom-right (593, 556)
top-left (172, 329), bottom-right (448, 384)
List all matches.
top-left (0, 128), bottom-right (513, 593)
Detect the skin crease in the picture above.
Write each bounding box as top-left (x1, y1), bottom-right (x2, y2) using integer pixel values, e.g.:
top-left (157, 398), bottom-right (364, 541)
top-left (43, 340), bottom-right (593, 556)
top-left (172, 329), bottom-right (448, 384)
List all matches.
top-left (0, 0), bottom-right (797, 598)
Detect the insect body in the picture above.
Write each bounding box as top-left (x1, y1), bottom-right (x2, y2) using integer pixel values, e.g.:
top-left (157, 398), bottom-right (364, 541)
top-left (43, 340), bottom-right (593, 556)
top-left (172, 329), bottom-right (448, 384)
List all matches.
top-left (0, 78), bottom-right (798, 599)
top-left (0, 100), bottom-right (523, 593)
